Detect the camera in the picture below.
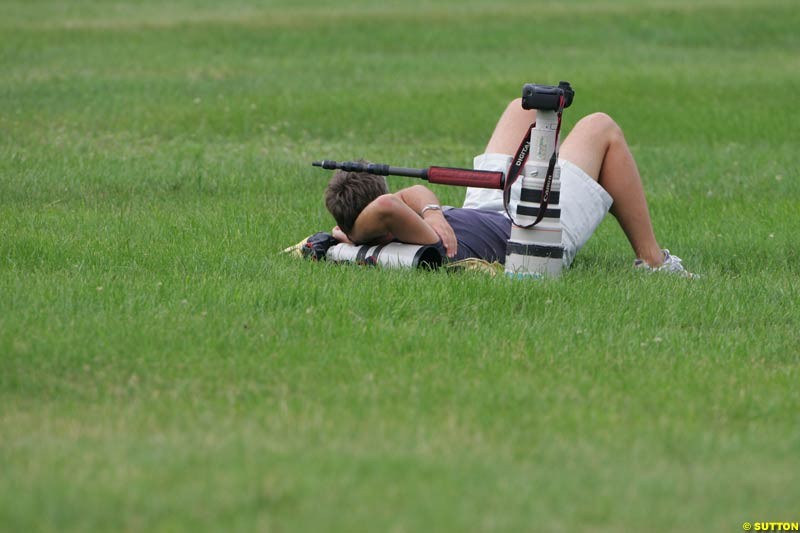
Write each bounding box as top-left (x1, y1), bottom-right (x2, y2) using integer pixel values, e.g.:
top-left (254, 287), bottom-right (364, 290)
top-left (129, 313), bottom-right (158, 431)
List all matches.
top-left (521, 81), bottom-right (574, 111)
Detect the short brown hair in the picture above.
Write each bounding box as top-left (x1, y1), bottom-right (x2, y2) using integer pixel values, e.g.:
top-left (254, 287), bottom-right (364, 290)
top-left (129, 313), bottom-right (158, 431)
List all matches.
top-left (324, 165), bottom-right (388, 235)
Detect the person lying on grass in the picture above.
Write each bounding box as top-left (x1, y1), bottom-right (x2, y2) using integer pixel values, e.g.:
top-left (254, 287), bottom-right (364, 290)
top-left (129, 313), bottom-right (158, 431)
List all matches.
top-left (324, 98), bottom-right (693, 276)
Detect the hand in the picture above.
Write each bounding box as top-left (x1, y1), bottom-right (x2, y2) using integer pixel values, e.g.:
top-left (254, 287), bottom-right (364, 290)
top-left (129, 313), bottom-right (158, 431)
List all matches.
top-left (423, 212), bottom-right (457, 258)
top-left (331, 226), bottom-right (353, 244)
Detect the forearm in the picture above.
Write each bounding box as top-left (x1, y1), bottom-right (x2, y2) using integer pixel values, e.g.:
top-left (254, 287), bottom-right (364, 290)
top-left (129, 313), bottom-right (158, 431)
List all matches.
top-left (395, 185), bottom-right (442, 215)
top-left (395, 185), bottom-right (457, 257)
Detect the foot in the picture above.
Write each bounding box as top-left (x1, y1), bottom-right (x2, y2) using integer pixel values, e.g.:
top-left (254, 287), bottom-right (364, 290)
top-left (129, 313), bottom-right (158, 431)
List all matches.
top-left (634, 249), bottom-right (697, 278)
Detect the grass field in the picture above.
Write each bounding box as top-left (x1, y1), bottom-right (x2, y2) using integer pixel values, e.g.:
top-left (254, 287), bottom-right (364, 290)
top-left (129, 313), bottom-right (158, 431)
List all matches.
top-left (1, 0), bottom-right (799, 531)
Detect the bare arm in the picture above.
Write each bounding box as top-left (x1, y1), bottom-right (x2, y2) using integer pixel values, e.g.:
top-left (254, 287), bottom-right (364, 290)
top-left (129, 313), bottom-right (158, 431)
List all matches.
top-left (347, 194), bottom-right (440, 248)
top-left (394, 185), bottom-right (457, 257)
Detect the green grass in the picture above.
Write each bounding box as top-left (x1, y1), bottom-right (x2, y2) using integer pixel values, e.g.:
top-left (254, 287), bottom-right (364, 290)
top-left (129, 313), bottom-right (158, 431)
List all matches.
top-left (1, 0), bottom-right (799, 531)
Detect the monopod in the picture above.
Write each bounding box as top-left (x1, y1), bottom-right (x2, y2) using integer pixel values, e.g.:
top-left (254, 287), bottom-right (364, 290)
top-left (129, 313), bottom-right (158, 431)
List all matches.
top-left (311, 160), bottom-right (506, 190)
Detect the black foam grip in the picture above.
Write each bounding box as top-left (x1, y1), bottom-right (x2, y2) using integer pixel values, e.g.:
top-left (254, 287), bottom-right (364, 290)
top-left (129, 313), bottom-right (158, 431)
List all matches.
top-left (427, 167), bottom-right (504, 189)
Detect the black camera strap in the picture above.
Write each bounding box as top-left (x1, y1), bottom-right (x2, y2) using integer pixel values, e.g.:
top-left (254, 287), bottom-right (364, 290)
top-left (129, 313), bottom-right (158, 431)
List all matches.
top-left (503, 95), bottom-right (566, 228)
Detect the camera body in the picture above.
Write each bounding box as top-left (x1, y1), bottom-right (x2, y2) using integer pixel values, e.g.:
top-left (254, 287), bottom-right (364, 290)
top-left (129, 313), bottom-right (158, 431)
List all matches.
top-left (521, 81), bottom-right (574, 111)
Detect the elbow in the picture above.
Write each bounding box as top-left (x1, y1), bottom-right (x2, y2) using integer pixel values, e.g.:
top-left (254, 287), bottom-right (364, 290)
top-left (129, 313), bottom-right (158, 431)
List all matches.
top-left (372, 194), bottom-right (402, 223)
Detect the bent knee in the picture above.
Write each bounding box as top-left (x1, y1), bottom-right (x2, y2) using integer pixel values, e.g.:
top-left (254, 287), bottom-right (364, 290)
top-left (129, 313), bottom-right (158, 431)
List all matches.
top-left (578, 112), bottom-right (617, 129)
top-left (576, 112), bottom-right (624, 141)
top-left (503, 97), bottom-right (524, 113)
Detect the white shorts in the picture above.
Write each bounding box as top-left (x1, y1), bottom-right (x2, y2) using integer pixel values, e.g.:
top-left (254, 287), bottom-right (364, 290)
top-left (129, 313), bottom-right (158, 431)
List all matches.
top-left (463, 153), bottom-right (613, 267)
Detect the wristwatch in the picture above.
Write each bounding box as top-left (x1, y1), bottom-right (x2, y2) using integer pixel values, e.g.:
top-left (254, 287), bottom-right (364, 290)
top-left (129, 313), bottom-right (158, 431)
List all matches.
top-left (420, 204), bottom-right (442, 216)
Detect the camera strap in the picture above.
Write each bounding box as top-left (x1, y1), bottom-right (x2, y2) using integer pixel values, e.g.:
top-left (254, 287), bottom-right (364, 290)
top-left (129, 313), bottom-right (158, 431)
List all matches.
top-left (503, 96), bottom-right (565, 228)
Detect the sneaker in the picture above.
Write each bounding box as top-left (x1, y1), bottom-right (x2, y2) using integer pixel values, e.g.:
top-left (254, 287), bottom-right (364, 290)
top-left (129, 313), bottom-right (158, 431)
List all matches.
top-left (634, 249), bottom-right (697, 278)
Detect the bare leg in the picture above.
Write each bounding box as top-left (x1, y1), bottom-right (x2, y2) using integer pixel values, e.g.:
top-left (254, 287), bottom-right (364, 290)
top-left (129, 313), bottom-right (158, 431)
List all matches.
top-left (560, 113), bottom-right (664, 266)
top-left (483, 102), bottom-right (665, 266)
top-left (484, 98), bottom-right (537, 154)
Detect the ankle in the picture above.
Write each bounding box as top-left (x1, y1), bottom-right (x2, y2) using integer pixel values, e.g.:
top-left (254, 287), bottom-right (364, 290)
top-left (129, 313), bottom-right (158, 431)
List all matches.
top-left (638, 248), bottom-right (665, 268)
